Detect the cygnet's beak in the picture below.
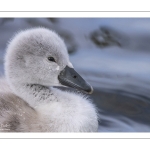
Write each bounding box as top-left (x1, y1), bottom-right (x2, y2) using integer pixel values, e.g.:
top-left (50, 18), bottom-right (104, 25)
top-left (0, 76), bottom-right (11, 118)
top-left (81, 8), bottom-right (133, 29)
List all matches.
top-left (58, 66), bottom-right (93, 94)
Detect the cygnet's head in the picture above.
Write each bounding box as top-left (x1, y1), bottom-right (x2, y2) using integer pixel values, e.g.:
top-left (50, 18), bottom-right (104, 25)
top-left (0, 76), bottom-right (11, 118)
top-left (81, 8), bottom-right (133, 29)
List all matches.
top-left (5, 27), bottom-right (93, 94)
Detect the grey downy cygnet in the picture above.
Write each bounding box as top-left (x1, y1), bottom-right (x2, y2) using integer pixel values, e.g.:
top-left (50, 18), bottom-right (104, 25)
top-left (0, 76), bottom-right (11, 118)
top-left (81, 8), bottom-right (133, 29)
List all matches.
top-left (0, 27), bottom-right (98, 132)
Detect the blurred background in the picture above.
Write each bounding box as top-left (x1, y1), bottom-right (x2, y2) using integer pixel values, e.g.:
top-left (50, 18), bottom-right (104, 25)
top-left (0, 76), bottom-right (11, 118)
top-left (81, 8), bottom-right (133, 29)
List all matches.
top-left (0, 18), bottom-right (150, 132)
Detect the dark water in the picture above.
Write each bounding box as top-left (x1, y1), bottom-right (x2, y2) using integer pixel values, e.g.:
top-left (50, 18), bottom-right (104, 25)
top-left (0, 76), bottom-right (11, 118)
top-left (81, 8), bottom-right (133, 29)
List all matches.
top-left (0, 18), bottom-right (150, 132)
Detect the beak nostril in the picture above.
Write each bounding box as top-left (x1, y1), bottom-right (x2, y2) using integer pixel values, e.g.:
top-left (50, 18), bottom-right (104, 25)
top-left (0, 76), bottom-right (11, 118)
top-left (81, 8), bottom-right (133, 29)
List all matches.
top-left (73, 75), bottom-right (77, 79)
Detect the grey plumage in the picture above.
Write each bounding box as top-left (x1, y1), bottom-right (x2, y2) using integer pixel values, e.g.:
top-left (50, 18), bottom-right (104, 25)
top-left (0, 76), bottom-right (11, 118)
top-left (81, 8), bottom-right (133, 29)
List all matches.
top-left (0, 27), bottom-right (98, 132)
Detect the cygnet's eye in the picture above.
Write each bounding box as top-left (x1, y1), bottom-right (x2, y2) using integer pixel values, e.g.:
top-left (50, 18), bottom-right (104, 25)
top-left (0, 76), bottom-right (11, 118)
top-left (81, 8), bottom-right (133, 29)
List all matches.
top-left (48, 57), bottom-right (56, 62)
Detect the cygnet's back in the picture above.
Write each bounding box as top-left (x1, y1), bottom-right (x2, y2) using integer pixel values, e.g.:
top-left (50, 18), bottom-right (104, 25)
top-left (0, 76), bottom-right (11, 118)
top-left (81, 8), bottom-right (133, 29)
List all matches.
top-left (0, 79), bottom-right (45, 132)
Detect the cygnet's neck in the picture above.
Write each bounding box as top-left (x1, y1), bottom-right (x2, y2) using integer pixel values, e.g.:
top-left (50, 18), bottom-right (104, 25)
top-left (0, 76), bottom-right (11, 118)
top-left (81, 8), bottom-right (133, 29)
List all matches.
top-left (11, 82), bottom-right (56, 108)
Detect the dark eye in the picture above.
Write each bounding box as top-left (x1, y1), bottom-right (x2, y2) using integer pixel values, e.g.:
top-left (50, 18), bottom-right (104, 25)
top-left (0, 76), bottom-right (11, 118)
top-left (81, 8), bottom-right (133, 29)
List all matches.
top-left (48, 57), bottom-right (56, 62)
